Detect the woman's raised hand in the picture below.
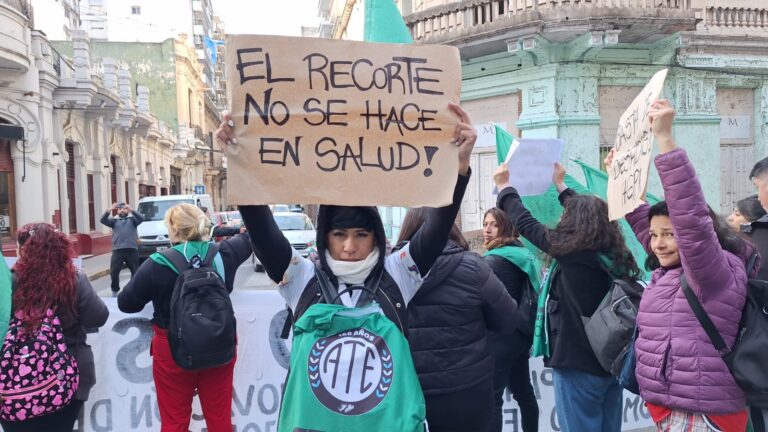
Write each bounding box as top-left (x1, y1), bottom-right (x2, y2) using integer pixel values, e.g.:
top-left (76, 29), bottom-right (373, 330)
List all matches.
top-left (449, 103), bottom-right (477, 176)
top-left (215, 110), bottom-right (236, 152)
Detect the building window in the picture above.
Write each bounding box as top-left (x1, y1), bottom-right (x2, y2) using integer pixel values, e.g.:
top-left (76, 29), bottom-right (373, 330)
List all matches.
top-left (131, 6), bottom-right (141, 15)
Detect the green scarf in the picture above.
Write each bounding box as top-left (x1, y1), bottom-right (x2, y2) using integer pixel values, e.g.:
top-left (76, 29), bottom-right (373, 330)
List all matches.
top-left (531, 260), bottom-right (557, 358)
top-left (484, 245), bottom-right (542, 290)
top-left (0, 257), bottom-right (11, 345)
top-left (150, 241), bottom-right (223, 278)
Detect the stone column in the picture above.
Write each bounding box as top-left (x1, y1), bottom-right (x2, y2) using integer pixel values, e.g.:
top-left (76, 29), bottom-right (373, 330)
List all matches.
top-left (71, 30), bottom-right (90, 82)
top-left (102, 58), bottom-right (118, 93)
top-left (118, 69), bottom-right (133, 110)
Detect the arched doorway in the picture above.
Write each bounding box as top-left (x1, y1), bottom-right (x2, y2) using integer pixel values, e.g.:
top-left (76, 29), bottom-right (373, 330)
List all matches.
top-left (0, 119), bottom-right (18, 245)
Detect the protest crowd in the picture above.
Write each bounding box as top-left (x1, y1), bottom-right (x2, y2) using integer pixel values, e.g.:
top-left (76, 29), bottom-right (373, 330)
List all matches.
top-left (1, 36), bottom-right (768, 432)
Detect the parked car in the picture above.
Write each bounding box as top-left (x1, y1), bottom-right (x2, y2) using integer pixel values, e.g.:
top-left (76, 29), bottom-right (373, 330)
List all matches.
top-left (226, 210), bottom-right (242, 228)
top-left (211, 212), bottom-right (231, 241)
top-left (136, 194), bottom-right (214, 260)
top-left (270, 204), bottom-right (291, 213)
top-left (253, 212), bottom-right (316, 272)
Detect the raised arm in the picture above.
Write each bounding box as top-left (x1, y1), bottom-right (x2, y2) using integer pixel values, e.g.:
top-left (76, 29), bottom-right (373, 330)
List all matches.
top-left (409, 171), bottom-right (470, 276)
top-left (128, 205), bottom-right (144, 225)
top-left (408, 103), bottom-right (475, 276)
top-left (650, 100), bottom-right (740, 295)
top-left (495, 187), bottom-right (551, 253)
top-left (99, 204), bottom-right (116, 228)
top-left (626, 203), bottom-right (651, 254)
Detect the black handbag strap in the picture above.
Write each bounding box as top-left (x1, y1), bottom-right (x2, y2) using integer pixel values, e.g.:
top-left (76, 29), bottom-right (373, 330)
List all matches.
top-left (680, 274), bottom-right (731, 356)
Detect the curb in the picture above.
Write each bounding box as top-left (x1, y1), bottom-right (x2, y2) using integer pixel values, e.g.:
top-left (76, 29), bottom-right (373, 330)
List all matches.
top-left (87, 268), bottom-right (111, 281)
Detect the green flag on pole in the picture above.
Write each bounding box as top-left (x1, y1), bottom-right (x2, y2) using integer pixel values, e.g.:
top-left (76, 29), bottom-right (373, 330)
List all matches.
top-left (364, 0), bottom-right (413, 43)
top-left (494, 124), bottom-right (519, 165)
top-left (366, 0), bottom-right (413, 242)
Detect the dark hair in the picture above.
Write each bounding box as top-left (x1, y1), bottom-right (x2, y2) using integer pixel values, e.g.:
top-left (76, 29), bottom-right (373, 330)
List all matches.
top-left (483, 208), bottom-right (518, 250)
top-left (397, 208), bottom-right (469, 251)
top-left (547, 195), bottom-right (641, 280)
top-left (14, 223), bottom-right (77, 333)
top-left (736, 194), bottom-right (766, 223)
top-left (645, 201), bottom-right (752, 270)
top-left (750, 156), bottom-right (768, 179)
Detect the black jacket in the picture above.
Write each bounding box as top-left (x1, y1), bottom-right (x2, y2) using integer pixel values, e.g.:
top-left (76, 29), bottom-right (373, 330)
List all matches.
top-left (407, 241), bottom-right (517, 395)
top-left (117, 234), bottom-right (253, 327)
top-left (744, 215), bottom-right (768, 280)
top-left (482, 242), bottom-right (529, 304)
top-left (497, 186), bottom-right (614, 376)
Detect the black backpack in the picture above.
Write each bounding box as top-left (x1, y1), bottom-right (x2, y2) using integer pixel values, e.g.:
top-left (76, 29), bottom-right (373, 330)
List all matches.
top-left (681, 254), bottom-right (768, 407)
top-left (161, 243), bottom-right (236, 370)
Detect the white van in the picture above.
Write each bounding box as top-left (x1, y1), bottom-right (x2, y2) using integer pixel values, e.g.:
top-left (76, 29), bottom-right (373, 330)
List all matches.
top-left (136, 194), bottom-right (214, 259)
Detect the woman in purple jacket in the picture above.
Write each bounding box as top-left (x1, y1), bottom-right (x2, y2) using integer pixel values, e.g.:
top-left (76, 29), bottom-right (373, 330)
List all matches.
top-left (619, 100), bottom-right (756, 431)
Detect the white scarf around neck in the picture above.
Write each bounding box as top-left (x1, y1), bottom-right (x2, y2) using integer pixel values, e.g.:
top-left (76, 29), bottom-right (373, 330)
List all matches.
top-left (324, 249), bottom-right (380, 286)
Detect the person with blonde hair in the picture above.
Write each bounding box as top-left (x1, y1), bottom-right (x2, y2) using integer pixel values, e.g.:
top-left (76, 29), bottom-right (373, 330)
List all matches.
top-left (118, 203), bottom-right (252, 432)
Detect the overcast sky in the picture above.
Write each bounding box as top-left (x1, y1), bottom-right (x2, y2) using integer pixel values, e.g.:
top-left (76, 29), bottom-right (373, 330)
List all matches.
top-left (212, 0), bottom-right (321, 35)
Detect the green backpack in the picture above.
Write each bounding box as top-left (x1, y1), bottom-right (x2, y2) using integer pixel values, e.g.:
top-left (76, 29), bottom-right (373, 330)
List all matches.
top-left (278, 301), bottom-right (426, 432)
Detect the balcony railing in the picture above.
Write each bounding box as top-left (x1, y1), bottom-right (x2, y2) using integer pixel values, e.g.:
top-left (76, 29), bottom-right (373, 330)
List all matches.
top-left (705, 7), bottom-right (768, 29)
top-left (406, 0), bottom-right (692, 43)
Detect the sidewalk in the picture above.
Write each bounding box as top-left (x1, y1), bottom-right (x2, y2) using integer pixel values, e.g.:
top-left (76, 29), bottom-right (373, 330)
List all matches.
top-left (81, 252), bottom-right (112, 281)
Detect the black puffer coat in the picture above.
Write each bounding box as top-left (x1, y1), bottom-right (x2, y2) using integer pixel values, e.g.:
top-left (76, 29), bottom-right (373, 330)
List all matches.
top-left (407, 241), bottom-right (518, 396)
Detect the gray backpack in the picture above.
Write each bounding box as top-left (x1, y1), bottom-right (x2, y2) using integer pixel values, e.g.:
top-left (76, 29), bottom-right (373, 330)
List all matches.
top-left (582, 272), bottom-right (645, 375)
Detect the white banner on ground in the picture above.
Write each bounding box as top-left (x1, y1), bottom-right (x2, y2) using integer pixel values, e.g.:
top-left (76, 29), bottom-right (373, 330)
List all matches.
top-left (67, 291), bottom-right (652, 432)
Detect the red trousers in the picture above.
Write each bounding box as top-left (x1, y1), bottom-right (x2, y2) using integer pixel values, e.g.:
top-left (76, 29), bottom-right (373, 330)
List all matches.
top-left (152, 325), bottom-right (236, 432)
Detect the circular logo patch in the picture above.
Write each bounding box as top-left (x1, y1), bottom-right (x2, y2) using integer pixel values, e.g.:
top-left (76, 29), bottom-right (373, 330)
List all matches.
top-left (308, 328), bottom-right (393, 415)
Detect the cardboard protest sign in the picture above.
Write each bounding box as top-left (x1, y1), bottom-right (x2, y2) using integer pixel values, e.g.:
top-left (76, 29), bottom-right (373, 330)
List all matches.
top-left (225, 35), bottom-right (461, 207)
top-left (506, 138), bottom-right (563, 196)
top-left (463, 229), bottom-right (486, 255)
top-left (606, 69), bottom-right (668, 220)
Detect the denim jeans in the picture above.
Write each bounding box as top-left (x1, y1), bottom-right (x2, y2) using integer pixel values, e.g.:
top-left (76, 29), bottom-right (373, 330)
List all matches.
top-left (553, 367), bottom-right (623, 432)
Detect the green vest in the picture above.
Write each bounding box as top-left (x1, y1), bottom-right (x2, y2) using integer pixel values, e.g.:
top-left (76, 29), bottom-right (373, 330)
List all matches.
top-left (278, 302), bottom-right (426, 432)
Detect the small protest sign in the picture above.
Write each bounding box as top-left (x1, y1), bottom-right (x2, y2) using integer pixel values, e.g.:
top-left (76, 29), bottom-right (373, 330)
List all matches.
top-left (225, 35), bottom-right (461, 207)
top-left (505, 139), bottom-right (564, 196)
top-left (463, 229), bottom-right (486, 255)
top-left (607, 69), bottom-right (669, 220)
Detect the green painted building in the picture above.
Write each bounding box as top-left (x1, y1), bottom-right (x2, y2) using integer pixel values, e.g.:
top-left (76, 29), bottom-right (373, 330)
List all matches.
top-left (404, 0), bottom-right (768, 228)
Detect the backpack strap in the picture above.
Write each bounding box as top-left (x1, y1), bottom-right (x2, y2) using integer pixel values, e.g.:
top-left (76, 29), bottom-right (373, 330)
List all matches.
top-left (680, 274), bottom-right (731, 356)
top-left (201, 243), bottom-right (220, 268)
top-left (162, 248), bottom-right (192, 273)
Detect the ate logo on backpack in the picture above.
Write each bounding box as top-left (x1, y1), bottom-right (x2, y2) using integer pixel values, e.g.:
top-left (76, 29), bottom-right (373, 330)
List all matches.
top-left (0, 309), bottom-right (79, 421)
top-left (162, 243), bottom-right (236, 370)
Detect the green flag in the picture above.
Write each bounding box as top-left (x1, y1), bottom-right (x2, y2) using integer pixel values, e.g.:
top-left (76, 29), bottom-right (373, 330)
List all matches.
top-left (572, 158), bottom-right (661, 204)
top-left (494, 124), bottom-right (519, 165)
top-left (494, 130), bottom-right (652, 277)
top-left (364, 0), bottom-right (413, 43)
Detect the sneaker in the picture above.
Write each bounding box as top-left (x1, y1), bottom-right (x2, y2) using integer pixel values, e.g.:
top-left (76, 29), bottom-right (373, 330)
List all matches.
top-left (111, 290), bottom-right (119, 298)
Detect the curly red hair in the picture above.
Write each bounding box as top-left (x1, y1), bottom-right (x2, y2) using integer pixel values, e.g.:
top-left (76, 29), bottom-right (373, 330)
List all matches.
top-left (13, 223), bottom-right (77, 332)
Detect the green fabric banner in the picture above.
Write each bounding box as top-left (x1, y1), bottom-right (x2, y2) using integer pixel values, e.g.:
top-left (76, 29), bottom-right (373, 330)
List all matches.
top-left (495, 128), bottom-right (652, 277)
top-left (0, 256), bottom-right (11, 345)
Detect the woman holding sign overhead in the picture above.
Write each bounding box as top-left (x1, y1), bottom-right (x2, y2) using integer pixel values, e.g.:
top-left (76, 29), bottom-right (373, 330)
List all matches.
top-left (618, 100), bottom-right (755, 431)
top-left (492, 162), bottom-right (641, 432)
top-left (217, 103), bottom-right (476, 432)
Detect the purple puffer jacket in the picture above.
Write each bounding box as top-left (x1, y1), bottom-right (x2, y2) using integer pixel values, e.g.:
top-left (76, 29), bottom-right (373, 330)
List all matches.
top-left (626, 149), bottom-right (749, 415)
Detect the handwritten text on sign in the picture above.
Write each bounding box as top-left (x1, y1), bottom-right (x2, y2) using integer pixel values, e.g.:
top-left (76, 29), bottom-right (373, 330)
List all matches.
top-left (607, 69), bottom-right (668, 220)
top-left (225, 35), bottom-right (461, 207)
